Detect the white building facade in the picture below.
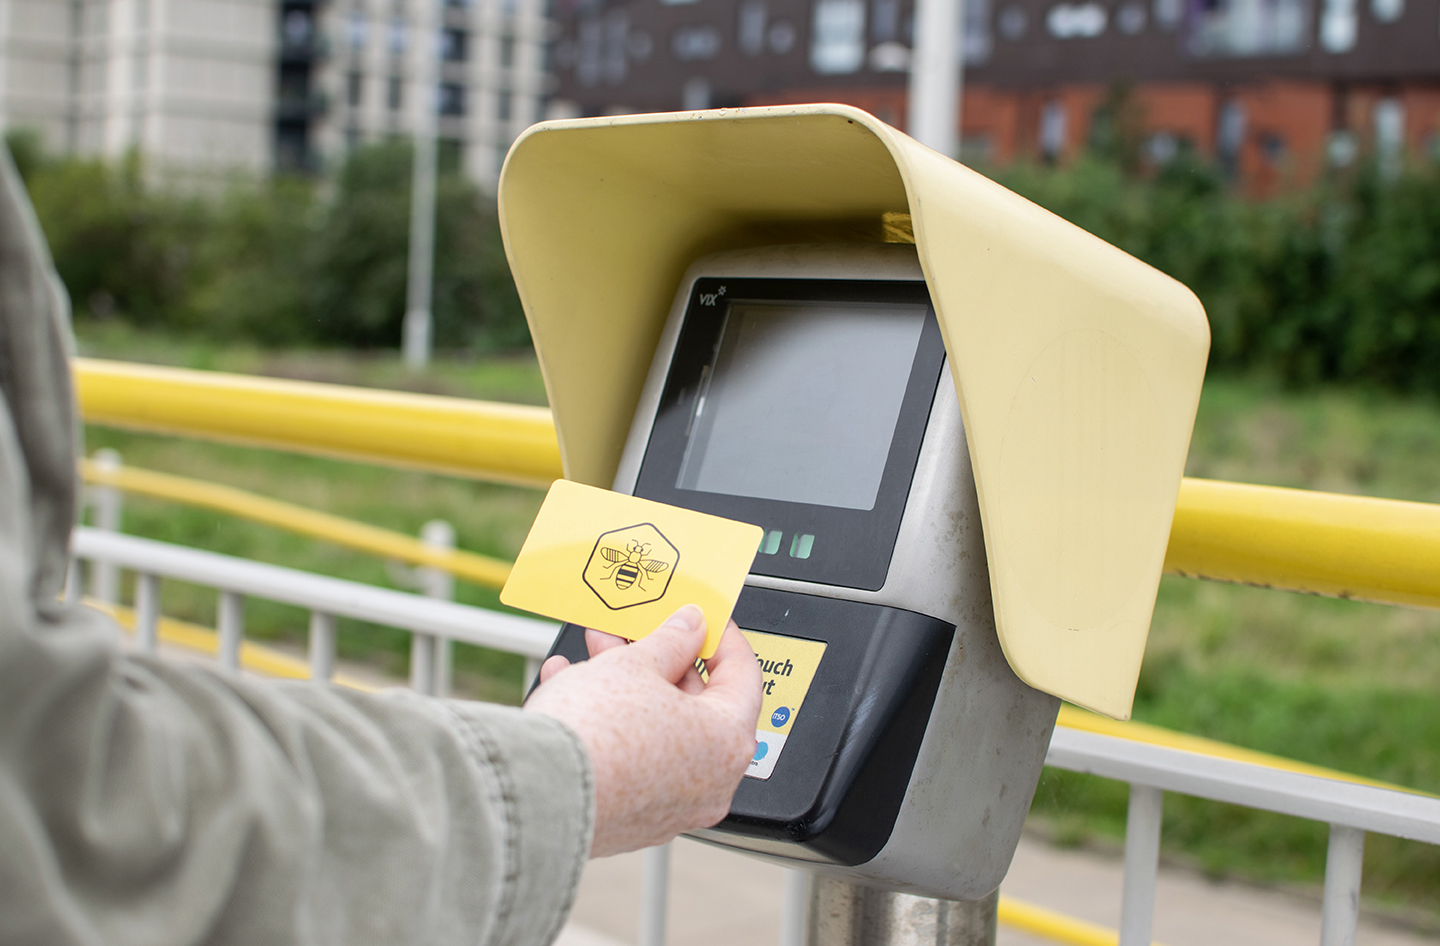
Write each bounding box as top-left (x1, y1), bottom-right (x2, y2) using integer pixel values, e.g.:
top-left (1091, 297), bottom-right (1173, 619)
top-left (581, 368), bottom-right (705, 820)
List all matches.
top-left (0, 0), bottom-right (548, 187)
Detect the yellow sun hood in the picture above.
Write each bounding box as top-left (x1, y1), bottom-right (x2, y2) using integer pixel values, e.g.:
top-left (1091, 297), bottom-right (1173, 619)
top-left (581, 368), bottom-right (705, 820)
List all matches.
top-left (497, 104), bottom-right (1209, 719)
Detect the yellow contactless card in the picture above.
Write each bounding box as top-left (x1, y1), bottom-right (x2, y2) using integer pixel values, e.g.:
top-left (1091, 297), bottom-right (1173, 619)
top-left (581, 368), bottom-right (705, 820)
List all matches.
top-left (500, 480), bottom-right (764, 659)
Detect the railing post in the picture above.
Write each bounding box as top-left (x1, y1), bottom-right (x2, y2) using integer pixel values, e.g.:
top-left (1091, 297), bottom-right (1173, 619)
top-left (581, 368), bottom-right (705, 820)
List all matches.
top-left (89, 448), bottom-right (122, 604)
top-left (309, 611), bottom-right (336, 682)
top-left (134, 573), bottom-right (161, 654)
top-left (63, 558), bottom-right (80, 605)
top-left (1118, 784), bottom-right (1164, 946)
top-left (1319, 824), bottom-right (1365, 946)
top-left (639, 843), bottom-right (671, 946)
top-left (781, 868), bottom-right (810, 946)
top-left (217, 591), bottom-right (244, 672)
top-left (417, 519), bottom-right (455, 697)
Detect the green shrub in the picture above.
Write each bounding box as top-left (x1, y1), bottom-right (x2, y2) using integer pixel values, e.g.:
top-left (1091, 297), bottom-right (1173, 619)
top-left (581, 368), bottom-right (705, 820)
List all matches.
top-left (996, 155), bottom-right (1440, 395)
top-left (5, 132), bottom-right (529, 353)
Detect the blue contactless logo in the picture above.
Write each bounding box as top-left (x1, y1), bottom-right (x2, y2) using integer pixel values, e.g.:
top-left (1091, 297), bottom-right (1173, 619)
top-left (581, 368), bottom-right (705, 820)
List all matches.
top-left (753, 741), bottom-right (769, 762)
top-left (771, 707), bottom-right (791, 728)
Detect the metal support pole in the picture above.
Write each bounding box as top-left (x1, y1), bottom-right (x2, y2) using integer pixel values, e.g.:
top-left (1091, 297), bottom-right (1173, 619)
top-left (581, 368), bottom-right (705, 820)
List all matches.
top-left (90, 448), bottom-right (122, 603)
top-left (402, 0), bottom-right (440, 371)
top-left (308, 611), bottom-right (336, 682)
top-left (639, 843), bottom-right (671, 946)
top-left (420, 519), bottom-right (455, 697)
top-left (217, 591), bottom-right (244, 673)
top-left (1319, 824), bottom-right (1365, 946)
top-left (411, 630), bottom-right (437, 695)
top-left (781, 869), bottom-right (811, 946)
top-left (1119, 784), bottom-right (1164, 946)
top-left (134, 572), bottom-right (160, 654)
top-left (907, 0), bottom-right (964, 157)
top-left (807, 877), bottom-right (996, 946)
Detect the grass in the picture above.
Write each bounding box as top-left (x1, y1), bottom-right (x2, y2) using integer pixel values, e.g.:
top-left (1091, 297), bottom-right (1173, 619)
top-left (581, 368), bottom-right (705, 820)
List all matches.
top-left (74, 324), bottom-right (1440, 919)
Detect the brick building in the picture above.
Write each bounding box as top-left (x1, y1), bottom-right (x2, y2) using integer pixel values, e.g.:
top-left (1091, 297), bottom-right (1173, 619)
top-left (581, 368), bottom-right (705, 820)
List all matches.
top-left (547, 0), bottom-right (1440, 188)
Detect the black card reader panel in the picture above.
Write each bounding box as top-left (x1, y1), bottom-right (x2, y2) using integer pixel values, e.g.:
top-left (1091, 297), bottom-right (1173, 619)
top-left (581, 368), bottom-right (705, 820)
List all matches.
top-left (539, 586), bottom-right (954, 866)
top-left (634, 278), bottom-right (947, 591)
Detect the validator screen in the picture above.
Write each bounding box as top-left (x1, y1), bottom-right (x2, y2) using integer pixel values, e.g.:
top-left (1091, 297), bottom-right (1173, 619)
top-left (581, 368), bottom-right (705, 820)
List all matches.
top-left (675, 301), bottom-right (927, 511)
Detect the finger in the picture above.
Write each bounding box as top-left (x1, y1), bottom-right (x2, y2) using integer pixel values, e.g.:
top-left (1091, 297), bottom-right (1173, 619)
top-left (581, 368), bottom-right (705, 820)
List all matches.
top-left (585, 628), bottom-right (629, 658)
top-left (698, 620), bottom-right (763, 723)
top-left (678, 664), bottom-right (706, 696)
top-left (623, 604), bottom-right (708, 684)
top-left (537, 654), bottom-right (570, 685)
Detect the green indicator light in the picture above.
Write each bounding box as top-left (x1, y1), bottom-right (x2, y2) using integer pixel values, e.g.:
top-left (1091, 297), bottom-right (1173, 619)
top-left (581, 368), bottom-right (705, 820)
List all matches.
top-left (759, 530), bottom-right (783, 555)
top-left (789, 533), bottom-right (814, 559)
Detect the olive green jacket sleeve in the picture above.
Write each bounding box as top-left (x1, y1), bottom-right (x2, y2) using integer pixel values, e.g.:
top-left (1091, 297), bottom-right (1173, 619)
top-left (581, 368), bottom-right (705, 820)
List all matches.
top-left (0, 149), bottom-right (593, 946)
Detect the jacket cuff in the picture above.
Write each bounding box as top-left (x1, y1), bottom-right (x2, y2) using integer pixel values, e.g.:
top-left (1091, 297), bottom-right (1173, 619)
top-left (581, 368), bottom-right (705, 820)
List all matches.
top-left (443, 701), bottom-right (594, 946)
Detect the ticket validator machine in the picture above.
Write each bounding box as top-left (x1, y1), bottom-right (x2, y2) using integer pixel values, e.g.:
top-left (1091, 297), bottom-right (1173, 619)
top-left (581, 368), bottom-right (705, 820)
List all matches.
top-left (499, 106), bottom-right (1210, 933)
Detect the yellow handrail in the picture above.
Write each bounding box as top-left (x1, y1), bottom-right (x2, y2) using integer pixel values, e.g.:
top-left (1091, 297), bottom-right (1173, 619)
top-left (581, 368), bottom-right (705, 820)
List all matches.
top-left (73, 358), bottom-right (562, 489)
top-left (79, 459), bottom-right (513, 588)
top-left (74, 357), bottom-right (1440, 612)
top-left (1168, 477), bottom-right (1440, 611)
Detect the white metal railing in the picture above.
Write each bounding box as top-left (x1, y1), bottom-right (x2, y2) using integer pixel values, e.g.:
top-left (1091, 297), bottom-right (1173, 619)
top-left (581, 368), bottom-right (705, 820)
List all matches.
top-left (68, 463), bottom-right (1440, 946)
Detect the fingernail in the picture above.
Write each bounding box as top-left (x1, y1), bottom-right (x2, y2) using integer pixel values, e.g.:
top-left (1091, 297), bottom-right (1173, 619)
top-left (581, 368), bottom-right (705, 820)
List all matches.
top-left (664, 604), bottom-right (705, 634)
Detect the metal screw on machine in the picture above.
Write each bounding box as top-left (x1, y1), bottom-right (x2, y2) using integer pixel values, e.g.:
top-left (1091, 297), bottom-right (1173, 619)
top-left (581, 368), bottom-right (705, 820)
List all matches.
top-left (808, 878), bottom-right (998, 946)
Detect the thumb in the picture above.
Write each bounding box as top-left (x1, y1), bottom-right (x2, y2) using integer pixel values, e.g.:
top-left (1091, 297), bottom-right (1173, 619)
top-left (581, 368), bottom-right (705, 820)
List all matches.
top-left (626, 604), bottom-right (708, 684)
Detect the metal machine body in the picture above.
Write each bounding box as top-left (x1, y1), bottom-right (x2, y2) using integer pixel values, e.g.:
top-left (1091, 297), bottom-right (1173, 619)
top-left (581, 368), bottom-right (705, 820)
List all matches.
top-left (552, 242), bottom-right (1060, 901)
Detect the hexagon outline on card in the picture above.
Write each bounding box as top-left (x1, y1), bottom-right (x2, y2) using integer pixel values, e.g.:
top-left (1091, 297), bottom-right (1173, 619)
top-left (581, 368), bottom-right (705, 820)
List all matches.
top-left (582, 522), bottom-right (680, 610)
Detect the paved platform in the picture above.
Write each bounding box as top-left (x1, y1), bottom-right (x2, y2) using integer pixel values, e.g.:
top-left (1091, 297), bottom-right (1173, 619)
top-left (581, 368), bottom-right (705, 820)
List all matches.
top-left (560, 834), bottom-right (1438, 946)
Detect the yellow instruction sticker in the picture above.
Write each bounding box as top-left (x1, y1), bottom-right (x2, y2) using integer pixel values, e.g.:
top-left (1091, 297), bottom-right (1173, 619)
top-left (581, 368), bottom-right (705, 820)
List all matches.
top-left (500, 480), bottom-right (763, 660)
top-left (741, 630), bottom-right (827, 779)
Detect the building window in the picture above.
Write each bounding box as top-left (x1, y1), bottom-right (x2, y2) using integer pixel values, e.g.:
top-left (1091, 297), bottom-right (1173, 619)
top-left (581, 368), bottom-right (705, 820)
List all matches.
top-left (682, 76), bottom-right (710, 110)
top-left (1319, 0), bottom-right (1357, 50)
top-left (283, 7), bottom-right (312, 48)
top-left (672, 25), bottom-right (721, 60)
top-left (440, 82), bottom-right (466, 115)
top-left (497, 91), bottom-right (512, 121)
top-left (347, 71), bottom-right (363, 106)
top-left (1116, 0), bottom-right (1147, 32)
top-left (871, 0), bottom-right (900, 41)
top-left (1328, 130), bottom-right (1358, 166)
top-left (1216, 99), bottom-right (1246, 174)
top-left (964, 0), bottom-right (992, 62)
top-left (387, 75), bottom-right (403, 110)
top-left (499, 34), bottom-right (515, 66)
top-left (998, 5), bottom-right (1028, 38)
top-left (869, 41), bottom-right (910, 69)
top-left (1046, 2), bottom-right (1107, 38)
top-left (1374, 98), bottom-right (1405, 178)
top-left (768, 20), bottom-right (797, 52)
top-left (347, 10), bottom-right (368, 49)
top-left (810, 0), bottom-right (865, 73)
top-left (604, 10), bottom-right (628, 83)
top-left (739, 0), bottom-right (767, 54)
top-left (389, 17), bottom-right (407, 55)
top-left (628, 30), bottom-right (654, 60)
top-left (1190, 0), bottom-right (1308, 56)
top-left (1039, 101), bottom-right (1068, 160)
top-left (442, 28), bottom-right (467, 60)
top-left (1152, 0), bottom-right (1183, 28)
top-left (577, 17), bottom-right (601, 86)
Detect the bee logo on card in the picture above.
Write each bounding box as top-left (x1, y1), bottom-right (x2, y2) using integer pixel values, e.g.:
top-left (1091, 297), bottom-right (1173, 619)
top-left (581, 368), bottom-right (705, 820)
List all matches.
top-left (583, 523), bottom-right (679, 609)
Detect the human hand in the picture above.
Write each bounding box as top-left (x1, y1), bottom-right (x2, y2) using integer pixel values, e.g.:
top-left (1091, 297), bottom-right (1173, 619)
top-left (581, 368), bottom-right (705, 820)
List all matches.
top-left (524, 605), bottom-right (762, 858)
